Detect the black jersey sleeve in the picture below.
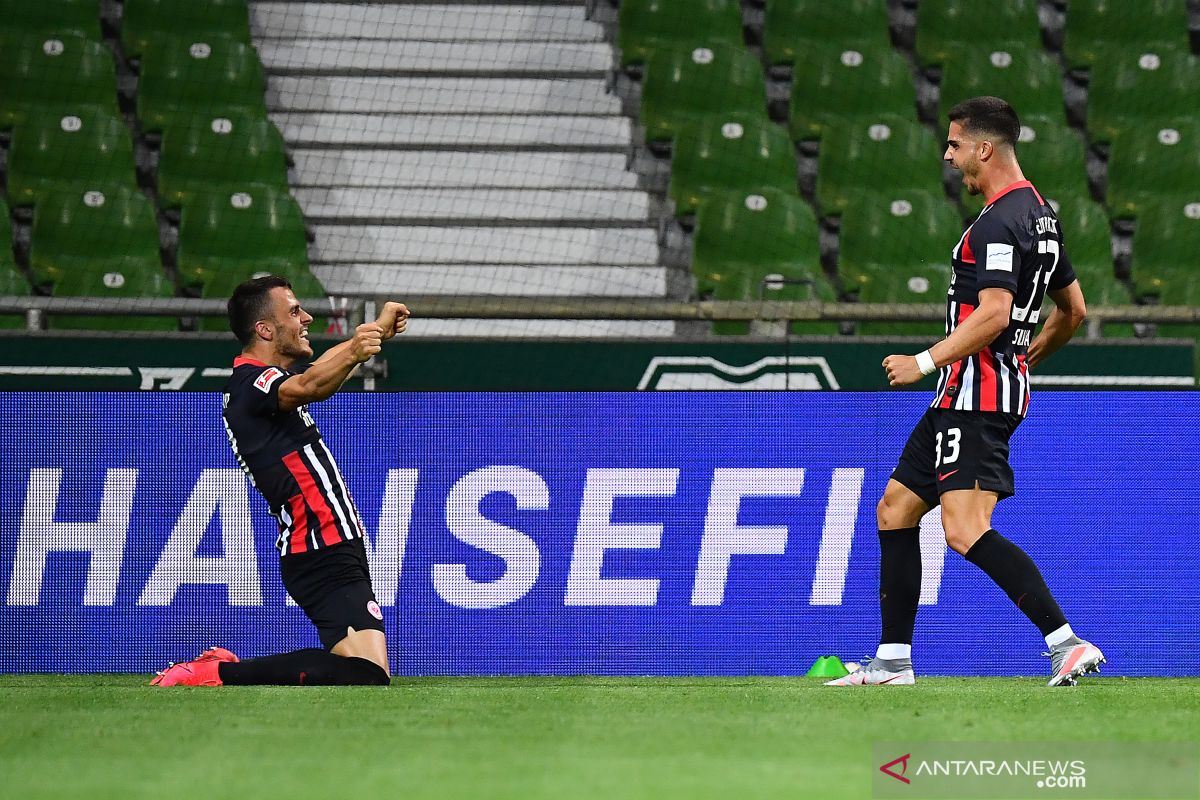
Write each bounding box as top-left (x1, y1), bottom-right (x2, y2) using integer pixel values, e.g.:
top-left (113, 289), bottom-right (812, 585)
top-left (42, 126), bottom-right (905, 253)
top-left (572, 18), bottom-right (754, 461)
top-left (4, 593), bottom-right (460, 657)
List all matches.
top-left (969, 210), bottom-right (1022, 295)
top-left (240, 365), bottom-right (292, 416)
top-left (1048, 243), bottom-right (1078, 291)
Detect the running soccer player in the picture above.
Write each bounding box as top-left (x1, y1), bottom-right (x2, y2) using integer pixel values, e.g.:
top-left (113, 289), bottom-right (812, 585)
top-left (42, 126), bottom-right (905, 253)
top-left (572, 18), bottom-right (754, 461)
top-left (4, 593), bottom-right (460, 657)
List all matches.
top-left (827, 97), bottom-right (1104, 687)
top-left (151, 275), bottom-right (409, 686)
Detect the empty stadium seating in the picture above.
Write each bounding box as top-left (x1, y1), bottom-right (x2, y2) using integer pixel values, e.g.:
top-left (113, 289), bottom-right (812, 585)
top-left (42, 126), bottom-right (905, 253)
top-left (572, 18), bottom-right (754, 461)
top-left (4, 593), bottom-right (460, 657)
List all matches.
top-left (764, 0), bottom-right (891, 67)
top-left (641, 44), bottom-right (767, 143)
top-left (0, 0), bottom-right (102, 41)
top-left (176, 186), bottom-right (308, 292)
top-left (0, 33), bottom-right (119, 130)
top-left (0, 199), bottom-right (29, 329)
top-left (157, 112), bottom-right (290, 208)
top-left (122, 0), bottom-right (253, 61)
top-left (692, 189), bottom-right (835, 334)
top-left (670, 115), bottom-right (798, 216)
top-left (915, 0), bottom-right (1042, 67)
top-left (838, 191), bottom-right (961, 336)
top-left (137, 35), bottom-right (267, 132)
top-left (1086, 45), bottom-right (1200, 144)
top-left (28, 186), bottom-right (174, 330)
top-left (1063, 0), bottom-right (1189, 71)
top-left (937, 45), bottom-right (1063, 123)
top-left (6, 108), bottom-right (137, 208)
top-left (1106, 121), bottom-right (1200, 220)
top-left (816, 116), bottom-right (944, 215)
top-left (1131, 198), bottom-right (1200, 298)
top-left (618, 0), bottom-right (743, 67)
top-left (788, 40), bottom-right (916, 143)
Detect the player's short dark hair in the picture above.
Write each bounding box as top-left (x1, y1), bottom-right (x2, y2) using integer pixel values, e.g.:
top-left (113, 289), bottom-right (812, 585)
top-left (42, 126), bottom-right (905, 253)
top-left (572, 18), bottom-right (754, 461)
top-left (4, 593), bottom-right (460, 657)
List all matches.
top-left (228, 275), bottom-right (293, 346)
top-left (947, 96), bottom-right (1021, 149)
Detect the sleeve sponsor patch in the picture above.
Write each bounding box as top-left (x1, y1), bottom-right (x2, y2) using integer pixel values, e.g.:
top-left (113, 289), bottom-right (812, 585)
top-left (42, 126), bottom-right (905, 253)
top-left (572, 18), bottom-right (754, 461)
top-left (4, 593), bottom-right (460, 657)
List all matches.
top-left (253, 367), bottom-right (285, 393)
top-left (985, 243), bottom-right (1015, 272)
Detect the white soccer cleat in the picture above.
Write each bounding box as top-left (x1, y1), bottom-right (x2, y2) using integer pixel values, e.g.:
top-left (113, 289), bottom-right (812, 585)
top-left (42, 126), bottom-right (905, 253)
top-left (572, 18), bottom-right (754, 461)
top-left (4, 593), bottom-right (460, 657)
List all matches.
top-left (824, 658), bottom-right (915, 686)
top-left (1046, 640), bottom-right (1106, 687)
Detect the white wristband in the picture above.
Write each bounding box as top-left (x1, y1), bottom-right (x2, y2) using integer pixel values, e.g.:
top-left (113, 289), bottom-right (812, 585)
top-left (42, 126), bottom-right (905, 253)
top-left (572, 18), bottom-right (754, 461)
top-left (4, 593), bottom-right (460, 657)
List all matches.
top-left (915, 350), bottom-right (937, 376)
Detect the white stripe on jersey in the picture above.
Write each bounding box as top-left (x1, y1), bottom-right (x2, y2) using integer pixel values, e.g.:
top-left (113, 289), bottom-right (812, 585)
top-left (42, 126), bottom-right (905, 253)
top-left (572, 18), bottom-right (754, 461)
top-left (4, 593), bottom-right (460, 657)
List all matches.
top-left (954, 357), bottom-right (975, 411)
top-left (998, 354), bottom-right (1013, 414)
top-left (301, 443), bottom-right (357, 542)
top-left (279, 505), bottom-right (293, 555)
top-left (317, 440), bottom-right (368, 536)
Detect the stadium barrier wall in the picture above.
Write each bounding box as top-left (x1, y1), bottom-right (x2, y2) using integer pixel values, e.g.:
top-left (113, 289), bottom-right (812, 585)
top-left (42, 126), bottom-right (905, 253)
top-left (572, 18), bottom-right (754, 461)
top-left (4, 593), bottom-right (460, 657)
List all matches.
top-left (0, 335), bottom-right (1192, 390)
top-left (1, 391), bottom-right (1195, 676)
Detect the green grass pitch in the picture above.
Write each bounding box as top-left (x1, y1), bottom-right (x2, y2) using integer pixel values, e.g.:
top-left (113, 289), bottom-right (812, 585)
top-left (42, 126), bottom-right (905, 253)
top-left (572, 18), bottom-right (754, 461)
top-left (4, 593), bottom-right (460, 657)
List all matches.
top-left (1, 675), bottom-right (1196, 800)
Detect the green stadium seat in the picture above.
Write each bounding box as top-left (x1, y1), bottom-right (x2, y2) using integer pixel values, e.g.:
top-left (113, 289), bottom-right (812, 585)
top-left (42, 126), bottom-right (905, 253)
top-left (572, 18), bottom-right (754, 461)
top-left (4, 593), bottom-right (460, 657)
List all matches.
top-left (937, 45), bottom-right (1063, 124)
top-left (669, 115), bottom-right (798, 217)
top-left (617, 0), bottom-right (743, 67)
top-left (763, 0), bottom-right (890, 67)
top-left (959, 115), bottom-right (1090, 215)
top-left (838, 191), bottom-right (961, 336)
top-left (641, 44), bottom-right (768, 144)
top-left (122, 0), bottom-right (252, 61)
top-left (176, 186), bottom-right (309, 293)
top-left (6, 108), bottom-right (137, 208)
top-left (137, 35), bottom-right (267, 133)
top-left (1130, 197), bottom-right (1200, 298)
top-left (788, 40), bottom-right (916, 143)
top-left (0, 0), bottom-right (102, 40)
top-left (0, 33), bottom-right (119, 131)
top-left (815, 115), bottom-right (944, 216)
top-left (28, 186), bottom-right (175, 331)
top-left (158, 112), bottom-right (290, 209)
top-left (1086, 45), bottom-right (1200, 145)
top-left (0, 199), bottom-right (30, 330)
top-left (915, 0), bottom-right (1041, 68)
top-left (692, 189), bottom-right (835, 335)
top-left (1063, 0), bottom-right (1189, 71)
top-left (1106, 121), bottom-right (1200, 220)
top-left (1129, 197), bottom-right (1200, 348)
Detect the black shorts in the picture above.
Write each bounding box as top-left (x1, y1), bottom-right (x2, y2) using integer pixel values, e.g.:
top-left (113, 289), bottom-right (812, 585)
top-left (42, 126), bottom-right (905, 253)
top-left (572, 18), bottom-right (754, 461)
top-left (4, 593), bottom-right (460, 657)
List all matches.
top-left (279, 538), bottom-right (385, 650)
top-left (890, 407), bottom-right (1022, 508)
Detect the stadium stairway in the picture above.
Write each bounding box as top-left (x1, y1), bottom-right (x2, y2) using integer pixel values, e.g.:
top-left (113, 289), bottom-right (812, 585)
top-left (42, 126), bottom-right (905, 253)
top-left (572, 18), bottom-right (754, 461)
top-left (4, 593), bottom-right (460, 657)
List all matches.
top-left (251, 1), bottom-right (675, 337)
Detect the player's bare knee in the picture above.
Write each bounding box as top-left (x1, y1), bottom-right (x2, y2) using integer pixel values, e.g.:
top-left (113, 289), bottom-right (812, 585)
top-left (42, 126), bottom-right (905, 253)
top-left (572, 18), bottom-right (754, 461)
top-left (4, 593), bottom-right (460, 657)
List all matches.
top-left (942, 523), bottom-right (987, 555)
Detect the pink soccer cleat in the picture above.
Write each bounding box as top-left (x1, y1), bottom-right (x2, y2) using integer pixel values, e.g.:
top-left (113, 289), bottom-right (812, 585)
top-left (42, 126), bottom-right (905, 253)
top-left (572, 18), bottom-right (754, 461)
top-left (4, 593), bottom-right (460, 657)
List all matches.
top-left (193, 647), bottom-right (239, 664)
top-left (149, 658), bottom-right (223, 687)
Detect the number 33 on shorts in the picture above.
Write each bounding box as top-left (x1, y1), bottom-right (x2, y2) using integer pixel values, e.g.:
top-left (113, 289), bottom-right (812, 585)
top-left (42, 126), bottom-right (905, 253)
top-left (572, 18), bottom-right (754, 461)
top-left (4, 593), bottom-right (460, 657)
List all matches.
top-left (935, 427), bottom-right (961, 468)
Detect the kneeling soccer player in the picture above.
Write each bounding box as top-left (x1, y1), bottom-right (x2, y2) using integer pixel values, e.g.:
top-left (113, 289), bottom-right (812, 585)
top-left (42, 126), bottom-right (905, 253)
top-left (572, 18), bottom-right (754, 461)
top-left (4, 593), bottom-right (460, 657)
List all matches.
top-left (151, 276), bottom-right (408, 687)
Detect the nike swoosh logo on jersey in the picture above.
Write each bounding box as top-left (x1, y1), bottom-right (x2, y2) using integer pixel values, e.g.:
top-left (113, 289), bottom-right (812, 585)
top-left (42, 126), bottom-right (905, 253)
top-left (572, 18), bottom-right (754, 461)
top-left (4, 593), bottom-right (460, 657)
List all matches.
top-left (938, 470), bottom-right (960, 481)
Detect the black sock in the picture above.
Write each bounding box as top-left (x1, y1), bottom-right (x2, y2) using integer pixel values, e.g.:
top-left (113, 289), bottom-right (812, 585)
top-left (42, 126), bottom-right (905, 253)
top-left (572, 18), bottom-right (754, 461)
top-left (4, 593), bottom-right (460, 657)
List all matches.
top-left (218, 649), bottom-right (390, 686)
top-left (964, 529), bottom-right (1068, 637)
top-left (879, 527), bottom-right (922, 647)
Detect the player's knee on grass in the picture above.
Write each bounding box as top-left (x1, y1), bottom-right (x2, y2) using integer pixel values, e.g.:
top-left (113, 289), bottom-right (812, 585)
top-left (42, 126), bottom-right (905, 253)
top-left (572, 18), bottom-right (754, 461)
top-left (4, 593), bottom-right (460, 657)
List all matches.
top-left (308, 654), bottom-right (390, 686)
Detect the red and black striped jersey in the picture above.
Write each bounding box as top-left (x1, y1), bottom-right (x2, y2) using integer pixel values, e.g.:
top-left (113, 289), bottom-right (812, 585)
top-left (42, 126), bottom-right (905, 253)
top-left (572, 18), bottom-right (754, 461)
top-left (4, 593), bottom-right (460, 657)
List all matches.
top-left (933, 180), bottom-right (1078, 416)
top-left (222, 356), bottom-right (366, 556)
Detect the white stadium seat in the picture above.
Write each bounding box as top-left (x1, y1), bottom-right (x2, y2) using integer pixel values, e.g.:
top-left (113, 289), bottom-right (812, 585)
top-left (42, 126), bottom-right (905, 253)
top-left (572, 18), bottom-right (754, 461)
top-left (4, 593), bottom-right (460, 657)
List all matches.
top-left (257, 40), bottom-right (613, 76)
top-left (267, 77), bottom-right (621, 114)
top-left (293, 189), bottom-right (654, 223)
top-left (310, 226), bottom-right (661, 265)
top-left (250, 4), bottom-right (604, 42)
top-left (289, 151), bottom-right (637, 189)
top-left (312, 264), bottom-right (669, 297)
top-left (272, 113), bottom-right (633, 149)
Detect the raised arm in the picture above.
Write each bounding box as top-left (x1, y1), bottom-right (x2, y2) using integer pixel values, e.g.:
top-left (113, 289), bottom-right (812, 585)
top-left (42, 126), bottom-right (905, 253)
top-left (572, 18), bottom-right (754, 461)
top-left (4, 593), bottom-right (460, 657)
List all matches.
top-left (1027, 280), bottom-right (1087, 369)
top-left (278, 323), bottom-right (384, 412)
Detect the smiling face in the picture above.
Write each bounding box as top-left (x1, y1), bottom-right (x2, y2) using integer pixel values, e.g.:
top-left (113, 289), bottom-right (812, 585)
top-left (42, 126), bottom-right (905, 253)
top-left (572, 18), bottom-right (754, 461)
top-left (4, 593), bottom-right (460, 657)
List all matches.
top-left (944, 120), bottom-right (986, 196)
top-left (258, 286), bottom-right (314, 362)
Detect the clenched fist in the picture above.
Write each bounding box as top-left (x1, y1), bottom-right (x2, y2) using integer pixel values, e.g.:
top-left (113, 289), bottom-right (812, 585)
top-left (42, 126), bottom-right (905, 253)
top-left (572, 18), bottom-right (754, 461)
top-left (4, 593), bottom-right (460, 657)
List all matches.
top-left (349, 323), bottom-right (384, 363)
top-left (375, 302), bottom-right (410, 340)
top-left (882, 354), bottom-right (924, 387)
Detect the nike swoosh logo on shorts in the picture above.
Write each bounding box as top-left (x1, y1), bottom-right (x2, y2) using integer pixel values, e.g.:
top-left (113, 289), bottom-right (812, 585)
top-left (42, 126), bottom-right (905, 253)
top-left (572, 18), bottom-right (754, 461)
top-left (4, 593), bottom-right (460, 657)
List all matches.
top-left (938, 470), bottom-right (959, 481)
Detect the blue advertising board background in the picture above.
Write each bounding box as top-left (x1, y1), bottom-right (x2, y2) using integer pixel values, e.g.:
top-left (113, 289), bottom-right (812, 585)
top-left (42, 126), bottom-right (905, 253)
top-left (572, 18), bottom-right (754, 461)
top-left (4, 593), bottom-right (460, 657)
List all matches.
top-left (0, 391), bottom-right (1196, 676)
